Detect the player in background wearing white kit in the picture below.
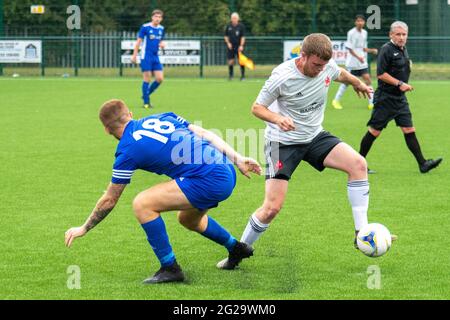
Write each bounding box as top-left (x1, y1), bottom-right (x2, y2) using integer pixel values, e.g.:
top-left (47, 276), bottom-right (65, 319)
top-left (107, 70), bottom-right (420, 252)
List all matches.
top-left (332, 15), bottom-right (378, 110)
top-left (217, 33), bottom-right (395, 270)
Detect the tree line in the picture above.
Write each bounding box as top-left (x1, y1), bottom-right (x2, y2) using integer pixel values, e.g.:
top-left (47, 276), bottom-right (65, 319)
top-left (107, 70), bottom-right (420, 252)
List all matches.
top-left (3, 0), bottom-right (441, 37)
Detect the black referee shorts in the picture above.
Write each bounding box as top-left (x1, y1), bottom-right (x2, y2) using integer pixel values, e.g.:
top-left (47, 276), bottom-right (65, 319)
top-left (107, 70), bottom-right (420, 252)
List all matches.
top-left (265, 131), bottom-right (342, 181)
top-left (367, 91), bottom-right (413, 130)
top-left (350, 68), bottom-right (369, 77)
top-left (227, 46), bottom-right (239, 60)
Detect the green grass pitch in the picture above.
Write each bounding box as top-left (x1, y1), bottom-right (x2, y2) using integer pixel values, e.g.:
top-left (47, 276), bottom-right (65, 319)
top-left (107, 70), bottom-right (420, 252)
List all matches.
top-left (0, 76), bottom-right (449, 299)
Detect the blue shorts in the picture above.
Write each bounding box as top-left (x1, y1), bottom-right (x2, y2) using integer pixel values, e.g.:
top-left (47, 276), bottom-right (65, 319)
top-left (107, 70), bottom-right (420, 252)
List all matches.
top-left (176, 164), bottom-right (237, 211)
top-left (140, 56), bottom-right (163, 72)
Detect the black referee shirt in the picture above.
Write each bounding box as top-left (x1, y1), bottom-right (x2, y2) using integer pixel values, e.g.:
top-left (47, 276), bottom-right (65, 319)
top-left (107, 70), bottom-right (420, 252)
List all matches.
top-left (377, 41), bottom-right (411, 96)
top-left (224, 23), bottom-right (245, 47)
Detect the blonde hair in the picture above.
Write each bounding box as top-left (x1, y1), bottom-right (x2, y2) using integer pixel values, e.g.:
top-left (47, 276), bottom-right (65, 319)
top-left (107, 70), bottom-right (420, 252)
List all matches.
top-left (99, 99), bottom-right (131, 130)
top-left (301, 33), bottom-right (333, 60)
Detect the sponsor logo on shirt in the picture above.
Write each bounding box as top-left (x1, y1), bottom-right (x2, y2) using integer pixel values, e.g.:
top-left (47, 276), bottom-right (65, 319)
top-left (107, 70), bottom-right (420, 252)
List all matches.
top-left (299, 102), bottom-right (324, 114)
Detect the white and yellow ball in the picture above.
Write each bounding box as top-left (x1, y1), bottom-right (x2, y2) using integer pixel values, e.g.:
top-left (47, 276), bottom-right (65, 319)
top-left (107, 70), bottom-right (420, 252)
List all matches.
top-left (357, 223), bottom-right (392, 257)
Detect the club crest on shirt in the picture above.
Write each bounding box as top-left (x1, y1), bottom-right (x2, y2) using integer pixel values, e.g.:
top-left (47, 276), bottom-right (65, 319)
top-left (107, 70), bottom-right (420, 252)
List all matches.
top-left (325, 76), bottom-right (331, 87)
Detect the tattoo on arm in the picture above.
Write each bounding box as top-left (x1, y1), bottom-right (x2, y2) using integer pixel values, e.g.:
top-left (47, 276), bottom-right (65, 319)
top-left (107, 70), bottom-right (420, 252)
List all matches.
top-left (84, 205), bottom-right (114, 232)
top-left (84, 183), bottom-right (126, 232)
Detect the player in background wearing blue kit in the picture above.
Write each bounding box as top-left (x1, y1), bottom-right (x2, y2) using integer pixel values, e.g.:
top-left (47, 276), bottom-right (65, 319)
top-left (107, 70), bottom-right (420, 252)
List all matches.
top-left (65, 99), bottom-right (261, 284)
top-left (131, 9), bottom-right (165, 109)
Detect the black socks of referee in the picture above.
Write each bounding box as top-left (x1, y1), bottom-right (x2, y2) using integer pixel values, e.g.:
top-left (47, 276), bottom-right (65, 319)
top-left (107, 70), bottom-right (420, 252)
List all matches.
top-left (404, 132), bottom-right (426, 165)
top-left (360, 130), bottom-right (426, 166)
top-left (359, 131), bottom-right (377, 158)
top-left (228, 65), bottom-right (245, 79)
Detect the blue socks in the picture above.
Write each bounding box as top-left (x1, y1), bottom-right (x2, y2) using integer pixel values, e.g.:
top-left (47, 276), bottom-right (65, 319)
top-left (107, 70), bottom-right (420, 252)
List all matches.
top-left (141, 215), bottom-right (236, 268)
top-left (201, 216), bottom-right (237, 252)
top-left (148, 81), bottom-right (161, 95)
top-left (141, 81), bottom-right (161, 105)
top-left (141, 217), bottom-right (176, 267)
top-left (142, 81), bottom-right (150, 104)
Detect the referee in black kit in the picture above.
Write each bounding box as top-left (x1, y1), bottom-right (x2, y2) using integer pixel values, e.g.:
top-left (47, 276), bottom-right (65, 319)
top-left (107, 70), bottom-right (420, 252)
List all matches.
top-left (359, 21), bottom-right (442, 173)
top-left (224, 12), bottom-right (246, 80)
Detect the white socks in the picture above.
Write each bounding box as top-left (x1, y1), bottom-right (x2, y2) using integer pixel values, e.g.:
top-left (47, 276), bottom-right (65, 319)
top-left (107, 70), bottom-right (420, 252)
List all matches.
top-left (241, 213), bottom-right (269, 246)
top-left (336, 83), bottom-right (374, 105)
top-left (368, 89), bottom-right (374, 105)
top-left (347, 180), bottom-right (369, 231)
top-left (335, 83), bottom-right (348, 101)
top-left (240, 180), bottom-right (369, 245)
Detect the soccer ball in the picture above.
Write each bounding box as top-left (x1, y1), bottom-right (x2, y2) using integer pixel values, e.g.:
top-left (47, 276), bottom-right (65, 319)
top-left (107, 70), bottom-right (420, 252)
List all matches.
top-left (356, 223), bottom-right (392, 257)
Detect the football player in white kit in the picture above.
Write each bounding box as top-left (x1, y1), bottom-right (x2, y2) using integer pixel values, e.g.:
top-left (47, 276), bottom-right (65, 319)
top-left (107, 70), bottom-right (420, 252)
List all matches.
top-left (217, 33), bottom-right (379, 270)
top-left (332, 15), bottom-right (378, 110)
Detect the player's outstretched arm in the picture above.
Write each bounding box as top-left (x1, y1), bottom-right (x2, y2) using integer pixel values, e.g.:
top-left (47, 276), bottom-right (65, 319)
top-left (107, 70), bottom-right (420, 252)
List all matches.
top-left (64, 183), bottom-right (126, 247)
top-left (188, 124), bottom-right (262, 178)
top-left (336, 68), bottom-right (373, 99)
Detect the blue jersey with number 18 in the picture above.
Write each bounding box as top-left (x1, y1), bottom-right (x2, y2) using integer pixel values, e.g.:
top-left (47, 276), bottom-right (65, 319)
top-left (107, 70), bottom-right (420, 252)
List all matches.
top-left (111, 113), bottom-right (228, 184)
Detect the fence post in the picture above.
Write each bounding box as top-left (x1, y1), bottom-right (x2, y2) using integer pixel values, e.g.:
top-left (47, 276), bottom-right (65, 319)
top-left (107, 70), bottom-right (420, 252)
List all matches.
top-left (228, 0), bottom-right (236, 13)
top-left (311, 0), bottom-right (317, 33)
top-left (41, 36), bottom-right (45, 76)
top-left (119, 34), bottom-right (123, 77)
top-left (0, 0), bottom-right (4, 76)
top-left (394, 0), bottom-right (400, 21)
top-left (74, 35), bottom-right (80, 76)
top-left (199, 36), bottom-right (203, 78)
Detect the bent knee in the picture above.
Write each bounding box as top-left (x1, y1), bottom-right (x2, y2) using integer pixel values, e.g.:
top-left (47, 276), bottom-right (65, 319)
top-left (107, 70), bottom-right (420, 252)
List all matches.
top-left (132, 194), bottom-right (142, 213)
top-left (401, 127), bottom-right (415, 134)
top-left (368, 127), bottom-right (381, 137)
top-left (133, 193), bottom-right (154, 218)
top-left (351, 156), bottom-right (368, 175)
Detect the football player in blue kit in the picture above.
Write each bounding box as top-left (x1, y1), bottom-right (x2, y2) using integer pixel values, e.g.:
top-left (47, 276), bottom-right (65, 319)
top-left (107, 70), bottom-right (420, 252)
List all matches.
top-left (65, 99), bottom-right (261, 284)
top-left (131, 9), bottom-right (165, 109)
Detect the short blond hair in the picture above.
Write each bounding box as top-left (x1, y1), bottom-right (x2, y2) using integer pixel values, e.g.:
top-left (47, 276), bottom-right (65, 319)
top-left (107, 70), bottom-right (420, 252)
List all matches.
top-left (99, 99), bottom-right (130, 130)
top-left (301, 33), bottom-right (333, 61)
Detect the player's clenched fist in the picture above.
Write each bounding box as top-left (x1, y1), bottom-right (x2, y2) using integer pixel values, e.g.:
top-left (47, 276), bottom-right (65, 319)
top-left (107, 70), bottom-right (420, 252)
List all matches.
top-left (276, 115), bottom-right (295, 132)
top-left (65, 226), bottom-right (87, 247)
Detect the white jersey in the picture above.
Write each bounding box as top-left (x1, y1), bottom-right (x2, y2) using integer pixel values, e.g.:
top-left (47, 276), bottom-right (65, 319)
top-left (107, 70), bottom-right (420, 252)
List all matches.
top-left (345, 27), bottom-right (368, 70)
top-left (255, 57), bottom-right (341, 144)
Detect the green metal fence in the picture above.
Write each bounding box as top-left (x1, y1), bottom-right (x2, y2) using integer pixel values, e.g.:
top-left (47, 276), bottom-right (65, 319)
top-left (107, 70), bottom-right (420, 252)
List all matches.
top-left (1, 35), bottom-right (450, 79)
